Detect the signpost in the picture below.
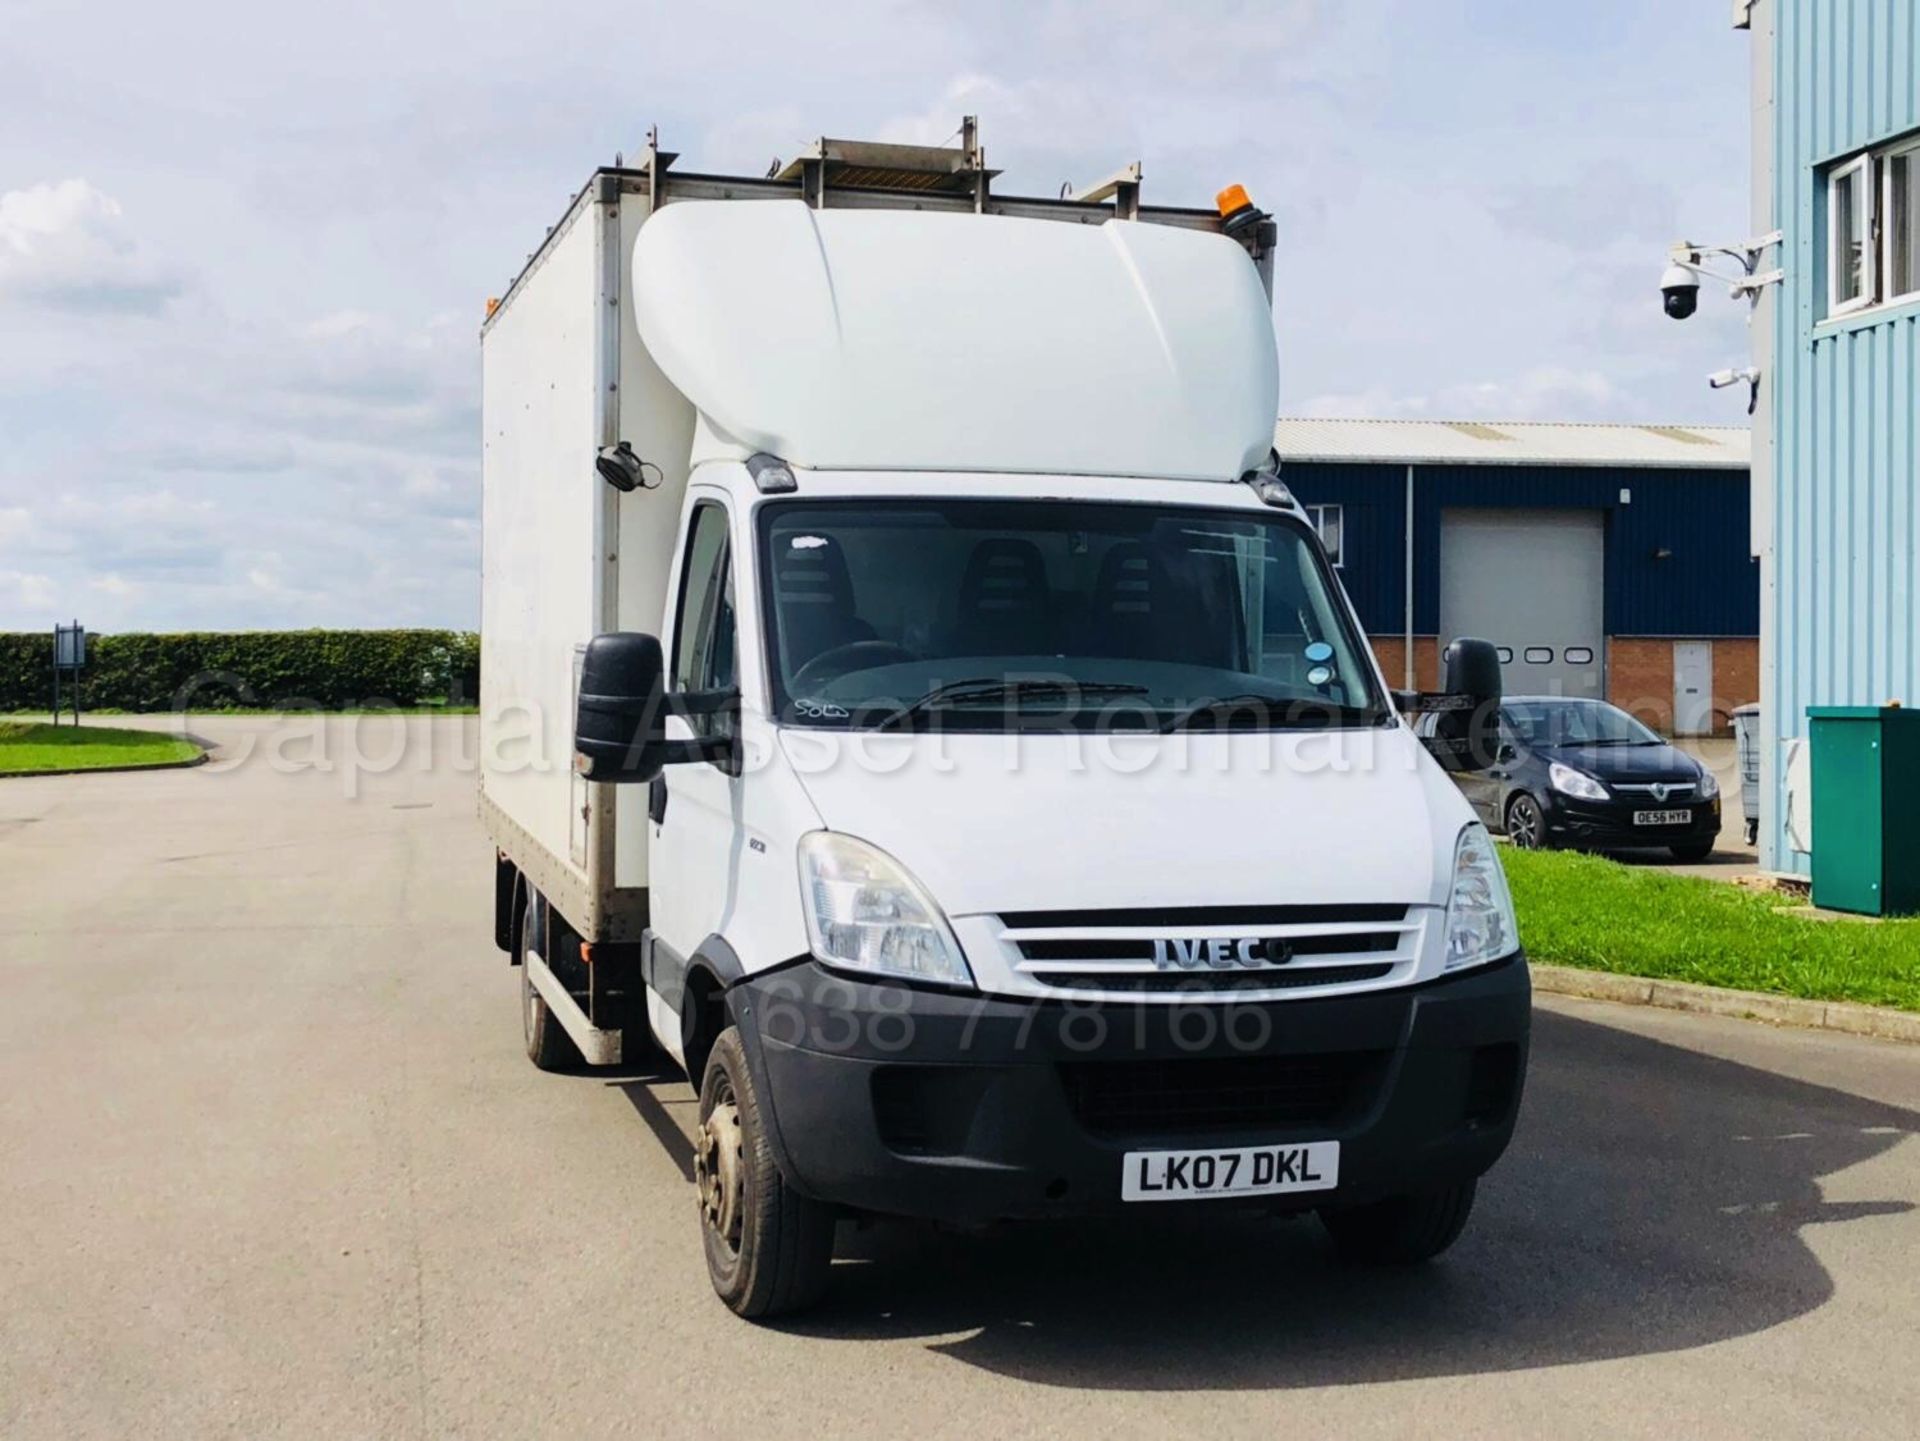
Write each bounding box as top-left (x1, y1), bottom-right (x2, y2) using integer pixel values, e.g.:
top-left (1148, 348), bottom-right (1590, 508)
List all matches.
top-left (52, 621), bottom-right (86, 726)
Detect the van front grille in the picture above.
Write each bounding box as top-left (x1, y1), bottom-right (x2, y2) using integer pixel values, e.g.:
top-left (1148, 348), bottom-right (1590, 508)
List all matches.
top-left (1035, 964), bottom-right (1396, 993)
top-left (992, 904), bottom-right (1424, 999)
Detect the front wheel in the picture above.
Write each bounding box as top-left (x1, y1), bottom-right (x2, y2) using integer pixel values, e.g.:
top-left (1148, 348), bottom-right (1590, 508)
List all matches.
top-left (697, 1027), bottom-right (835, 1318)
top-left (1504, 793), bottom-right (1548, 850)
top-left (1320, 1179), bottom-right (1477, 1265)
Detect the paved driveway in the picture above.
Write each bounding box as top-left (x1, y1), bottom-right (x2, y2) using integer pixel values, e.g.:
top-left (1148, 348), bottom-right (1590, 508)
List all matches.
top-left (2, 717), bottom-right (1915, 1438)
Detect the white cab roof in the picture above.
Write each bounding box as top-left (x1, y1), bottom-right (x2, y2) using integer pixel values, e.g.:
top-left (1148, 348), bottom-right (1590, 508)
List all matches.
top-left (1271, 417), bottom-right (1750, 470)
top-left (632, 202), bottom-right (1278, 482)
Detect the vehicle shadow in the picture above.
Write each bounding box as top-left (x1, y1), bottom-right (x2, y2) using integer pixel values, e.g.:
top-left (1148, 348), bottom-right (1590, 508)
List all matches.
top-left (767, 1010), bottom-right (1916, 1389)
top-left (610, 1065), bottom-right (700, 1185)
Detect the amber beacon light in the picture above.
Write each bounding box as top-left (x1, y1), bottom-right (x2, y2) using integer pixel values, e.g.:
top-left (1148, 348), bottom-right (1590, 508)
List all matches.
top-left (1214, 183), bottom-right (1266, 240)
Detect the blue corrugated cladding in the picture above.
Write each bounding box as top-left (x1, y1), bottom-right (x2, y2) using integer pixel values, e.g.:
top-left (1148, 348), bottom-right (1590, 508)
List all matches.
top-left (1768, 0), bottom-right (1920, 874)
top-left (1283, 462), bottom-right (1758, 639)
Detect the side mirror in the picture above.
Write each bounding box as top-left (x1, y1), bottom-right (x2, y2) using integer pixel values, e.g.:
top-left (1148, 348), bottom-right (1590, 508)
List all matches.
top-left (574, 633), bottom-right (670, 782)
top-left (1444, 636), bottom-right (1503, 703)
top-left (1428, 637), bottom-right (1504, 771)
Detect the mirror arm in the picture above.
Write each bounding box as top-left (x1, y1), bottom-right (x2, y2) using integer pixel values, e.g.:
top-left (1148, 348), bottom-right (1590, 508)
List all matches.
top-left (669, 686), bottom-right (739, 718)
top-left (1394, 691), bottom-right (1479, 714)
top-left (659, 735), bottom-right (735, 768)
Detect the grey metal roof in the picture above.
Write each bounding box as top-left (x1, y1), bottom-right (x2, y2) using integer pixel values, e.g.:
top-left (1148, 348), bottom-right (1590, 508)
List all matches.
top-left (1272, 417), bottom-right (1750, 470)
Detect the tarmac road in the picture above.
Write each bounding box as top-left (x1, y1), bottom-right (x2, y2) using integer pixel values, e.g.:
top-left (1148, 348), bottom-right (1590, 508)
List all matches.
top-left (2, 716), bottom-right (1915, 1439)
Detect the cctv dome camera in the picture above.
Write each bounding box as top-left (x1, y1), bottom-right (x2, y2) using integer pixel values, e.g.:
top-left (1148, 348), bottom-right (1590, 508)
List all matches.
top-left (1661, 263), bottom-right (1700, 320)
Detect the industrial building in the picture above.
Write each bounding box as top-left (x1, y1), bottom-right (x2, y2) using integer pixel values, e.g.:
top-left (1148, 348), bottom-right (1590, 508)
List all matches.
top-left (1733, 1), bottom-right (1919, 879)
top-left (1274, 418), bottom-right (1756, 735)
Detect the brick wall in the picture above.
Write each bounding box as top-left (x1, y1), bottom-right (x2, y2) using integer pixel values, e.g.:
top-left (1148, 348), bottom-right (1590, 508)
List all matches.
top-left (1367, 634), bottom-right (1759, 735)
top-left (1712, 638), bottom-right (1760, 729)
top-left (1607, 637), bottom-right (1759, 736)
top-left (1367, 635), bottom-right (1440, 690)
top-left (1608, 638), bottom-right (1674, 731)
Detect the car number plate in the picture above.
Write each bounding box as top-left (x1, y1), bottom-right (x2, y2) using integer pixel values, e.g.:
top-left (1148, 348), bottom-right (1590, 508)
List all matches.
top-left (1634, 809), bottom-right (1692, 826)
top-left (1121, 1142), bottom-right (1339, 1202)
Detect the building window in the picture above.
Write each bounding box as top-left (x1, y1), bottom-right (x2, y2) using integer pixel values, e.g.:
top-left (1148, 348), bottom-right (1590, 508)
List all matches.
top-left (1830, 154), bottom-right (1873, 314)
top-left (1824, 135), bottom-right (1920, 319)
top-left (1885, 139), bottom-right (1920, 304)
top-left (1305, 503), bottom-right (1343, 566)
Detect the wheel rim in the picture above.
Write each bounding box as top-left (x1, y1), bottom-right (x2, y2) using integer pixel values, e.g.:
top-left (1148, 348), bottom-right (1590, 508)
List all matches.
top-left (696, 1081), bottom-right (746, 1259)
top-left (1509, 798), bottom-right (1542, 848)
top-left (522, 962), bottom-right (538, 1045)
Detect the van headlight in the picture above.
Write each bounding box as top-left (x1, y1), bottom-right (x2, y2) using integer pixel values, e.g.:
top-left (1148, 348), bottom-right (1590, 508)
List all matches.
top-left (1444, 822), bottom-right (1520, 972)
top-left (797, 831), bottom-right (974, 988)
top-left (1549, 761), bottom-right (1609, 801)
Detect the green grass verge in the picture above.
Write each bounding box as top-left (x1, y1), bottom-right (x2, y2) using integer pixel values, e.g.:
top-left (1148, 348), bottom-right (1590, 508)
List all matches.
top-left (0, 722), bottom-right (203, 775)
top-left (1505, 847), bottom-right (1920, 1013)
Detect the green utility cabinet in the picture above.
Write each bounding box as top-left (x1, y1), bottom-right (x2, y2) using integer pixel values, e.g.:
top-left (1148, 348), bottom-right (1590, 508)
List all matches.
top-left (1808, 707), bottom-right (1920, 916)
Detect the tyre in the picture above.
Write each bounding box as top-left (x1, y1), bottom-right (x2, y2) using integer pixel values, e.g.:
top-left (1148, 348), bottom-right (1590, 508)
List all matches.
top-left (1669, 839), bottom-right (1716, 863)
top-left (516, 892), bottom-right (581, 1072)
top-left (696, 1026), bottom-right (835, 1318)
top-left (1320, 1179), bottom-right (1477, 1265)
top-left (1744, 819), bottom-right (1759, 846)
top-left (1504, 793), bottom-right (1548, 850)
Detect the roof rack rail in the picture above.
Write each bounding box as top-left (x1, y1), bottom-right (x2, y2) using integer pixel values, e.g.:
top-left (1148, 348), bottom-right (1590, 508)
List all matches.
top-left (772, 115), bottom-right (999, 211)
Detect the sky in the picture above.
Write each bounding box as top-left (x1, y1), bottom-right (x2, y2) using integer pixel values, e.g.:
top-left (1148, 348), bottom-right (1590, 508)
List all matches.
top-left (0, 0), bottom-right (1756, 632)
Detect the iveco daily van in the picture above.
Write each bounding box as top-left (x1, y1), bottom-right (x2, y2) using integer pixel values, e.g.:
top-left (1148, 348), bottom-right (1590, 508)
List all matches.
top-left (480, 122), bottom-right (1529, 1318)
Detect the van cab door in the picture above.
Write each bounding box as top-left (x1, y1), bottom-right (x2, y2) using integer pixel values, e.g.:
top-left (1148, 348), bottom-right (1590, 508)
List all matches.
top-left (646, 497), bottom-right (741, 1033)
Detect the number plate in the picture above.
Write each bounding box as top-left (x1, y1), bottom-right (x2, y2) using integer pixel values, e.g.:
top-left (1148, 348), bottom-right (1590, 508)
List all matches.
top-left (1633, 809), bottom-right (1692, 826)
top-left (1121, 1142), bottom-right (1339, 1202)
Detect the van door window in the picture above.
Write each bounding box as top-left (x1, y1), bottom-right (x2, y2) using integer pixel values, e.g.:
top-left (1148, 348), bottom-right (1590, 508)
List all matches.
top-left (672, 501), bottom-right (736, 741)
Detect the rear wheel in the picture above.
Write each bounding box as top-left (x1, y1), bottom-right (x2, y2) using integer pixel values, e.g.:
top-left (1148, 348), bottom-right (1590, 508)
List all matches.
top-left (516, 893), bottom-right (581, 1072)
top-left (697, 1027), bottom-right (835, 1318)
top-left (1504, 793), bottom-right (1547, 850)
top-left (1320, 1179), bottom-right (1477, 1265)
top-left (1669, 839), bottom-right (1715, 863)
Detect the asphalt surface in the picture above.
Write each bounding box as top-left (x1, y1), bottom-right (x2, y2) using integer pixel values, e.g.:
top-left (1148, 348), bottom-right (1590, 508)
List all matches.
top-left (3, 716), bottom-right (1915, 1439)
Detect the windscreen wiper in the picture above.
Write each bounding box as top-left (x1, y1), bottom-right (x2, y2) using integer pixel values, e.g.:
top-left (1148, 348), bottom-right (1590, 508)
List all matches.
top-left (1158, 695), bottom-right (1386, 735)
top-left (872, 678), bottom-right (1151, 732)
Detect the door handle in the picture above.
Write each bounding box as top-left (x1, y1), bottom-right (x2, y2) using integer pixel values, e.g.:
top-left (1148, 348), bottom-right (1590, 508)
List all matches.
top-left (648, 776), bottom-right (668, 825)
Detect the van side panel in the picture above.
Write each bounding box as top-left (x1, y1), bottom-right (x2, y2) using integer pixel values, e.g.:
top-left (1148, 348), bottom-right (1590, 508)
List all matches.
top-left (479, 200), bottom-right (603, 899)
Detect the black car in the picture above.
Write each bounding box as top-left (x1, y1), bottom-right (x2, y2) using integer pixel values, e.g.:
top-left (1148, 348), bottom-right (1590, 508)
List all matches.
top-left (1419, 696), bottom-right (1722, 861)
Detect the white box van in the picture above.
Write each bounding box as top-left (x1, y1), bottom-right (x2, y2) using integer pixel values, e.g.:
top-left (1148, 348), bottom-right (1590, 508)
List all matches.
top-left (480, 123), bottom-right (1529, 1318)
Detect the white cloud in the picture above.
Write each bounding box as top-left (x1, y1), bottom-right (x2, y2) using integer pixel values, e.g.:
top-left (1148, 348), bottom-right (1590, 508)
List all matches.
top-left (0, 570), bottom-right (57, 615)
top-left (0, 0), bottom-right (1753, 632)
top-left (0, 179), bottom-right (183, 313)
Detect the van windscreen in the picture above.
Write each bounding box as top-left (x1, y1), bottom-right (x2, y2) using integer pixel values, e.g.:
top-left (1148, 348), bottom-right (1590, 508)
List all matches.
top-left (755, 498), bottom-right (1388, 732)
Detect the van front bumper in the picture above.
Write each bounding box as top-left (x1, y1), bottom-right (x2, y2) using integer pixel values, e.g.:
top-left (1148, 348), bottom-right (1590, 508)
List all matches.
top-left (730, 955), bottom-right (1530, 1223)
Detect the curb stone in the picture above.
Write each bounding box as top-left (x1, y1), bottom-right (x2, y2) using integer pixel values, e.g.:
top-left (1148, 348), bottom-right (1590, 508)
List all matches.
top-left (0, 751), bottom-right (207, 781)
top-left (1532, 962), bottom-right (1920, 1044)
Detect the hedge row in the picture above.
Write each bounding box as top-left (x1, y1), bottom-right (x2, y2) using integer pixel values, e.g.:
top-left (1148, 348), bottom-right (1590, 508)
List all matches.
top-left (0, 630), bottom-right (480, 712)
